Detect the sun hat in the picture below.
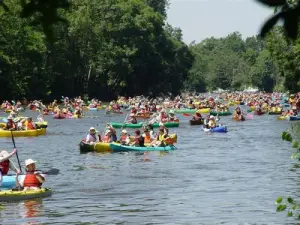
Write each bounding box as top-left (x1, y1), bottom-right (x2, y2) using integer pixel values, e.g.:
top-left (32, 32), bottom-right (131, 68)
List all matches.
top-left (209, 115), bottom-right (214, 119)
top-left (121, 129), bottom-right (127, 134)
top-left (105, 130), bottom-right (111, 135)
top-left (130, 113), bottom-right (135, 117)
top-left (0, 151), bottom-right (10, 158)
top-left (7, 115), bottom-right (13, 120)
top-left (25, 158), bottom-right (37, 167)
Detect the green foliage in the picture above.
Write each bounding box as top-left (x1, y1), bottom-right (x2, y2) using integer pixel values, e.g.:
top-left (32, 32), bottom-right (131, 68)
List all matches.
top-left (185, 32), bottom-right (279, 92)
top-left (0, 0), bottom-right (193, 100)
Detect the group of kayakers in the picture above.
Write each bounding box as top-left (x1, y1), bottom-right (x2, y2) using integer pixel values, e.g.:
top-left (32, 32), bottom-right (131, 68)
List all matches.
top-left (1, 116), bottom-right (38, 131)
top-left (85, 122), bottom-right (173, 147)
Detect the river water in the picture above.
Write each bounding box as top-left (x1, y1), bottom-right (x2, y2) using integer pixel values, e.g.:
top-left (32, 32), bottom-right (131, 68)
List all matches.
top-left (0, 109), bottom-right (297, 224)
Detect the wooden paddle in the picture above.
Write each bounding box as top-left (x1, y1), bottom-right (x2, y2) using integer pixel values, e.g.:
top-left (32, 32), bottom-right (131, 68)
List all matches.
top-left (11, 130), bottom-right (22, 173)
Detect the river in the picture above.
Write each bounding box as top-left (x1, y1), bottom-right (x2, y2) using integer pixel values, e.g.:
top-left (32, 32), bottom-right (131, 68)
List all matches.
top-left (0, 109), bottom-right (297, 224)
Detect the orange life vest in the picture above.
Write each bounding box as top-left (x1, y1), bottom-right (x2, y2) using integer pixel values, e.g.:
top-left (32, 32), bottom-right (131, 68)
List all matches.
top-left (26, 121), bottom-right (35, 130)
top-left (144, 134), bottom-right (152, 143)
top-left (23, 172), bottom-right (42, 187)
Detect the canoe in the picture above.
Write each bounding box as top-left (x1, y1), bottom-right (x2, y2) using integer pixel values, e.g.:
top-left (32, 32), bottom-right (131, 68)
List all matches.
top-left (189, 120), bottom-right (204, 125)
top-left (0, 128), bottom-right (46, 137)
top-left (79, 141), bottom-right (111, 153)
top-left (289, 116), bottom-right (300, 121)
top-left (210, 111), bottom-right (232, 116)
top-left (203, 126), bottom-right (228, 133)
top-left (174, 108), bottom-right (210, 114)
top-left (110, 122), bottom-right (180, 129)
top-left (110, 143), bottom-right (176, 152)
top-left (0, 188), bottom-right (52, 201)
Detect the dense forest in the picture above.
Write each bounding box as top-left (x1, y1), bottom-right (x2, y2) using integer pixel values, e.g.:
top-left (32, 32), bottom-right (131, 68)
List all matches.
top-left (0, 0), bottom-right (299, 101)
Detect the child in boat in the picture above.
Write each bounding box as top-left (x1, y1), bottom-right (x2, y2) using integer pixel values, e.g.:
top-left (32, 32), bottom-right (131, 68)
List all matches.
top-left (120, 130), bottom-right (130, 145)
top-left (16, 159), bottom-right (45, 191)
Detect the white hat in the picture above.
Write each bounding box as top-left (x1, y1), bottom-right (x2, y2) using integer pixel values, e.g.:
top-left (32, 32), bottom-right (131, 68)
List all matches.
top-left (210, 115), bottom-right (214, 119)
top-left (25, 158), bottom-right (37, 167)
top-left (105, 130), bottom-right (111, 135)
top-left (130, 113), bottom-right (135, 117)
top-left (159, 122), bottom-right (164, 126)
top-left (7, 115), bottom-right (13, 120)
top-left (0, 151), bottom-right (9, 158)
top-left (121, 129), bottom-right (127, 134)
top-left (89, 127), bottom-right (96, 131)
top-left (169, 110), bottom-right (175, 114)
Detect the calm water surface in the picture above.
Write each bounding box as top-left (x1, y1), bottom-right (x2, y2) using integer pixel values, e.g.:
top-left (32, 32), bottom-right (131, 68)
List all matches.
top-left (0, 109), bottom-right (297, 225)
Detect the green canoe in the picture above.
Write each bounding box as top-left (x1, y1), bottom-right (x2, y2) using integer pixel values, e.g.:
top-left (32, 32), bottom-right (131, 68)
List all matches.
top-left (110, 143), bottom-right (176, 152)
top-left (210, 111), bottom-right (232, 116)
top-left (110, 122), bottom-right (180, 129)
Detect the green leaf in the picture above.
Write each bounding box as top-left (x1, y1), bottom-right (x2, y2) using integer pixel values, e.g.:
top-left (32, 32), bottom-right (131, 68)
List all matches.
top-left (287, 197), bottom-right (294, 204)
top-left (276, 196), bottom-right (283, 204)
top-left (291, 152), bottom-right (298, 159)
top-left (292, 204), bottom-right (297, 210)
top-left (276, 204), bottom-right (287, 212)
top-left (287, 210), bottom-right (293, 217)
top-left (260, 12), bottom-right (283, 38)
top-left (293, 141), bottom-right (299, 148)
top-left (282, 131), bottom-right (288, 140)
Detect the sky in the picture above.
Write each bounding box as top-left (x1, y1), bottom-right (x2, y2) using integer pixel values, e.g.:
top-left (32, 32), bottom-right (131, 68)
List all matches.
top-left (167, 0), bottom-right (274, 44)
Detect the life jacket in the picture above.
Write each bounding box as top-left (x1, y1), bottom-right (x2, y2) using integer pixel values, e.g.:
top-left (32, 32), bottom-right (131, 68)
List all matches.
top-left (158, 134), bottom-right (165, 141)
top-left (131, 109), bottom-right (137, 114)
top-left (23, 172), bottom-right (42, 187)
top-left (26, 121), bottom-right (35, 130)
top-left (120, 135), bottom-right (128, 141)
top-left (0, 160), bottom-right (9, 175)
top-left (6, 121), bottom-right (15, 129)
top-left (144, 134), bottom-right (152, 143)
top-left (87, 134), bottom-right (97, 142)
top-left (102, 135), bottom-right (111, 143)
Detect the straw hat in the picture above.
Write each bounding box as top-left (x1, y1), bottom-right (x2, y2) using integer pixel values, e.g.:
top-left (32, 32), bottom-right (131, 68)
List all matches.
top-left (25, 158), bottom-right (37, 167)
top-left (121, 129), bottom-right (127, 134)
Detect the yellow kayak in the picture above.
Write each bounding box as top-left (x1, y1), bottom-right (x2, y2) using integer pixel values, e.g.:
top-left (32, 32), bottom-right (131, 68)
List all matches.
top-left (277, 116), bottom-right (288, 120)
top-left (0, 128), bottom-right (46, 137)
top-left (0, 188), bottom-right (52, 201)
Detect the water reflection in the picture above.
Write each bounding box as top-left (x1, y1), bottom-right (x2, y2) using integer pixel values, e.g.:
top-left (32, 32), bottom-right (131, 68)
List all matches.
top-left (20, 199), bottom-right (43, 219)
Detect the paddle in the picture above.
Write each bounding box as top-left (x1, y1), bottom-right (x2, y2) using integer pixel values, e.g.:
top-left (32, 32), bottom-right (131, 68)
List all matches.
top-left (36, 168), bottom-right (60, 175)
top-left (11, 130), bottom-right (22, 173)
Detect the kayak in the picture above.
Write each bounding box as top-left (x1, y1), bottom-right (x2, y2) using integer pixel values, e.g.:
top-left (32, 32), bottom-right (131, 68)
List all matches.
top-left (189, 120), bottom-right (204, 125)
top-left (134, 113), bottom-right (152, 119)
top-left (277, 116), bottom-right (288, 120)
top-left (110, 143), bottom-right (176, 152)
top-left (210, 111), bottom-right (232, 116)
top-left (0, 188), bottom-right (52, 201)
top-left (88, 107), bottom-right (98, 111)
top-left (173, 108), bottom-right (210, 114)
top-left (203, 126), bottom-right (228, 133)
top-left (79, 141), bottom-right (111, 153)
top-left (289, 116), bottom-right (300, 121)
top-left (268, 111), bottom-right (282, 115)
top-left (109, 122), bottom-right (180, 129)
top-left (0, 128), bottom-right (46, 137)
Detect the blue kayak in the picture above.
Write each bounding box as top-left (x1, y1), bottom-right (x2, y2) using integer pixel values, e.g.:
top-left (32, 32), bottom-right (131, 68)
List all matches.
top-left (203, 126), bottom-right (228, 133)
top-left (110, 143), bottom-right (176, 152)
top-left (2, 175), bottom-right (24, 189)
top-left (289, 116), bottom-right (300, 121)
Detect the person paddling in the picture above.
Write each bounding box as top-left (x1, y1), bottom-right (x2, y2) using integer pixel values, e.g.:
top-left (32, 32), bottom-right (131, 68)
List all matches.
top-left (16, 159), bottom-right (45, 191)
top-left (86, 127), bottom-right (100, 144)
top-left (0, 149), bottom-right (19, 189)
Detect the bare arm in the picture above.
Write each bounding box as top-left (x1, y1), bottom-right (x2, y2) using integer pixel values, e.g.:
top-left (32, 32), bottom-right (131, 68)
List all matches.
top-left (0, 149), bottom-right (16, 163)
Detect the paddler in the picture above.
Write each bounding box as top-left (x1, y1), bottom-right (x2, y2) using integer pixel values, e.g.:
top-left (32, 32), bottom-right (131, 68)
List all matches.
top-left (16, 159), bottom-right (45, 191)
top-left (105, 123), bottom-right (117, 142)
top-left (0, 149), bottom-right (19, 189)
top-left (143, 128), bottom-right (155, 144)
top-left (128, 113), bottom-right (138, 124)
top-left (25, 117), bottom-right (36, 130)
top-left (168, 110), bottom-right (177, 121)
top-left (4, 116), bottom-right (16, 130)
top-left (120, 130), bottom-right (130, 145)
top-left (192, 111), bottom-right (202, 121)
top-left (86, 127), bottom-right (100, 144)
top-left (132, 129), bottom-right (144, 147)
top-left (208, 115), bottom-right (217, 128)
